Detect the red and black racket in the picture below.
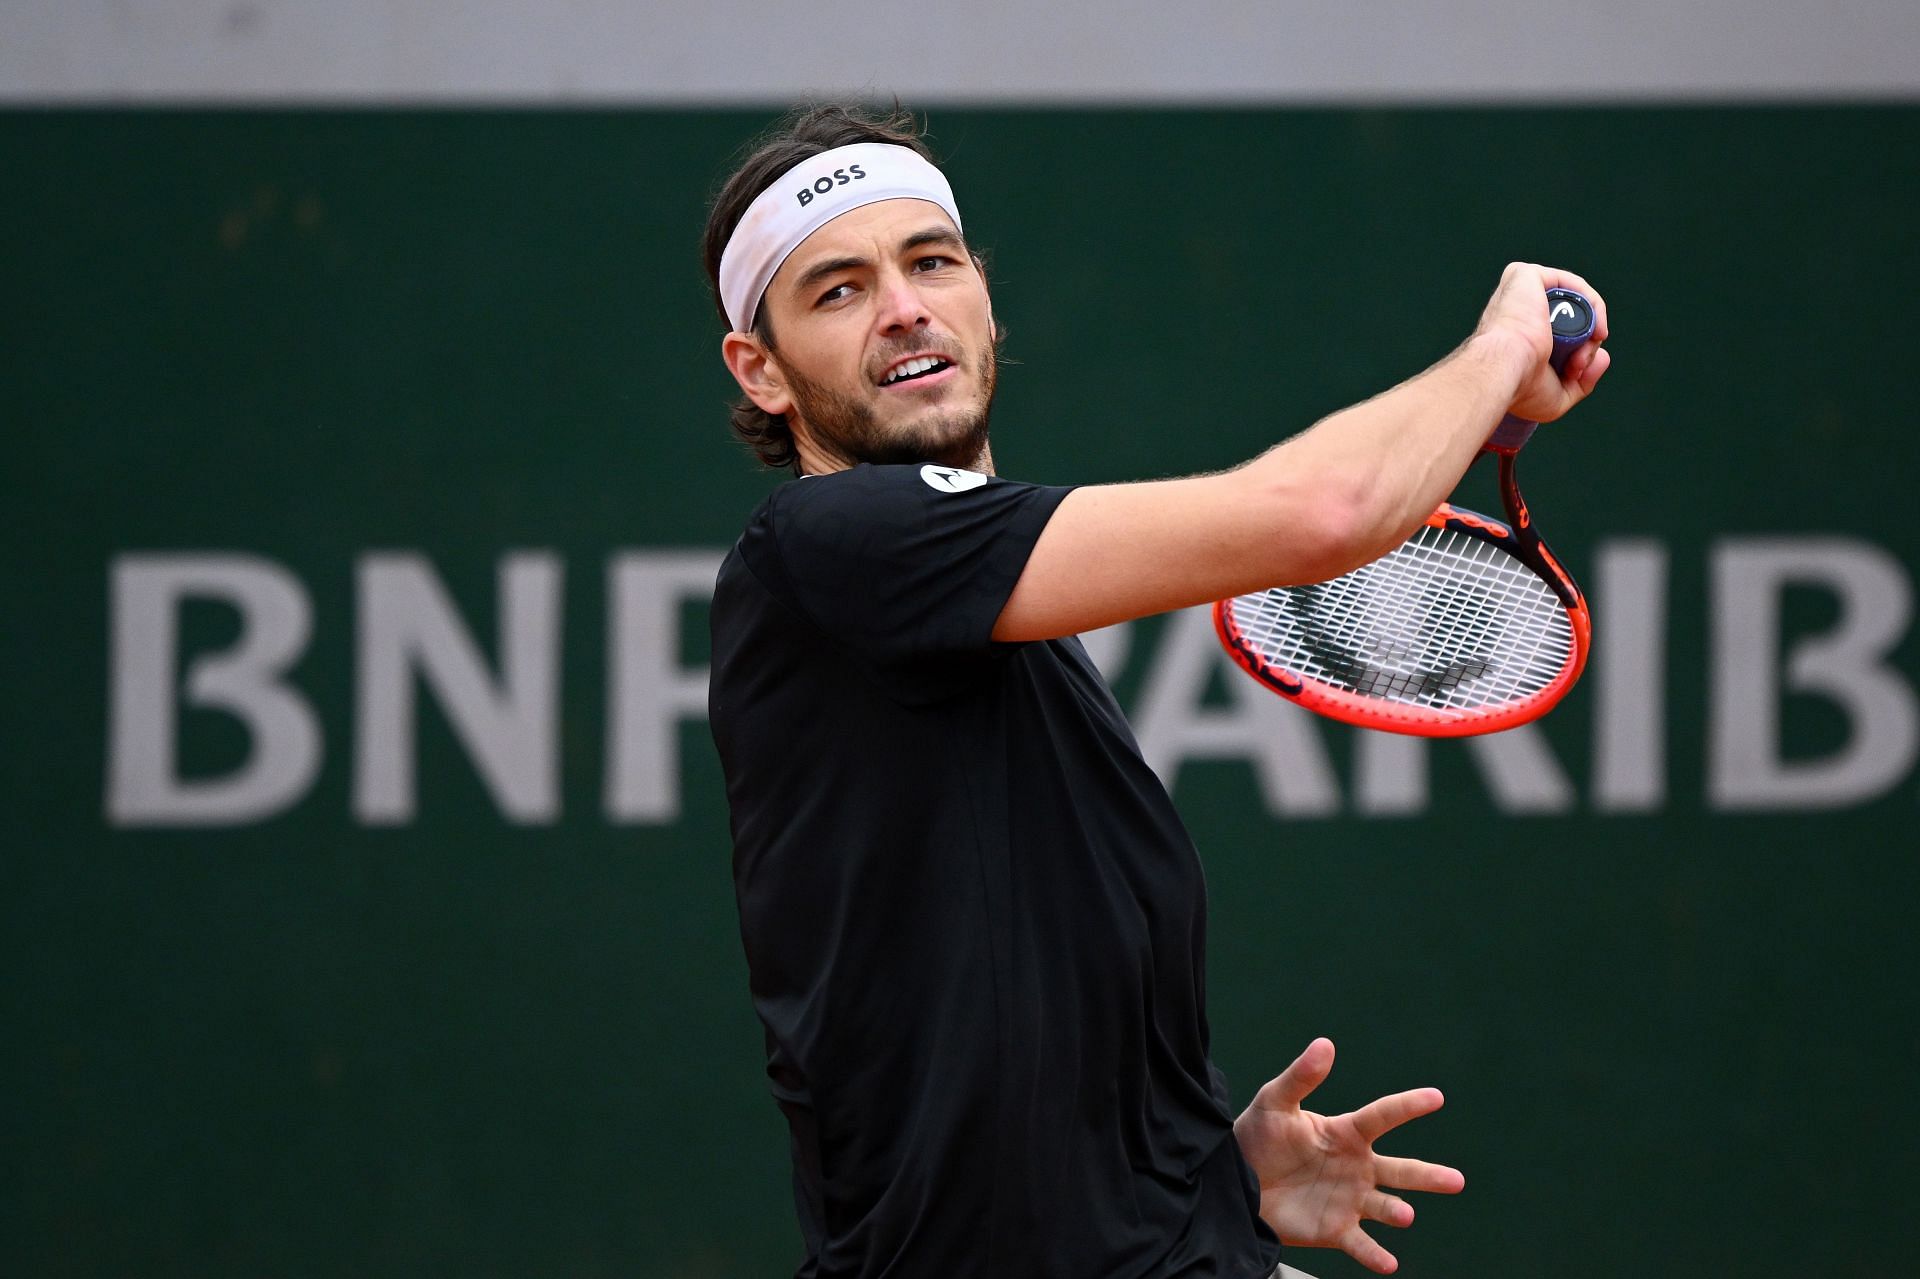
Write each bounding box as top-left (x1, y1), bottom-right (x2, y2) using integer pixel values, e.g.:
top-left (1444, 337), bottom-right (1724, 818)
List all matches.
top-left (1214, 289), bottom-right (1595, 737)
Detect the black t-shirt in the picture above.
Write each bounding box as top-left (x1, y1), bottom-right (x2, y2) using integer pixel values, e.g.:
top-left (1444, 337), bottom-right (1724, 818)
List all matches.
top-left (709, 463), bottom-right (1281, 1279)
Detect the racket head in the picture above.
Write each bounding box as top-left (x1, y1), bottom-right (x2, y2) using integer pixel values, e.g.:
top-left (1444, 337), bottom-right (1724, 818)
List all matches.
top-left (1214, 503), bottom-right (1591, 737)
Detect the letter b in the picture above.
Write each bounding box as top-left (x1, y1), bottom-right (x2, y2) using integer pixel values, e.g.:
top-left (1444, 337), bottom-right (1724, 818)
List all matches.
top-left (1709, 537), bottom-right (1917, 809)
top-left (106, 554), bottom-right (322, 826)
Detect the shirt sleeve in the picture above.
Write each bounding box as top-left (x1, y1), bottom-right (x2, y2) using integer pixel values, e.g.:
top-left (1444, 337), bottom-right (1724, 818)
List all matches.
top-left (742, 463), bottom-right (1074, 679)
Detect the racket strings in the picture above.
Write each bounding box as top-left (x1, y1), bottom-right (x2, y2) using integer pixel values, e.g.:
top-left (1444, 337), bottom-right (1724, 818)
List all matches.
top-left (1228, 526), bottom-right (1574, 714)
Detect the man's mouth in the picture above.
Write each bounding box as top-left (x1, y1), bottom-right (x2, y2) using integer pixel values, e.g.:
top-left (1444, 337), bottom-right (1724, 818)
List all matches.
top-left (878, 355), bottom-right (955, 387)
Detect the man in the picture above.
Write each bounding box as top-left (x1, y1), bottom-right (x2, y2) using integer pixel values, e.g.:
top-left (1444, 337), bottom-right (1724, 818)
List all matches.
top-left (704, 103), bottom-right (1609, 1279)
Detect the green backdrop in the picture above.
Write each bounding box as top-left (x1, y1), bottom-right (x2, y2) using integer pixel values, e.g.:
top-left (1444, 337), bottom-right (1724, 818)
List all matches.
top-left (5, 107), bottom-right (1917, 1277)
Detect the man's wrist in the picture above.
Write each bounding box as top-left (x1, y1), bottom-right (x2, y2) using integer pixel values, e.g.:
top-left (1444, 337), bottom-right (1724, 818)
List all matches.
top-left (1464, 327), bottom-right (1535, 400)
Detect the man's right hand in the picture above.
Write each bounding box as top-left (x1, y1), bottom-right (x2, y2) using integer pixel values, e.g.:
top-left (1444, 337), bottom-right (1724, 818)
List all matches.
top-left (1474, 260), bottom-right (1612, 424)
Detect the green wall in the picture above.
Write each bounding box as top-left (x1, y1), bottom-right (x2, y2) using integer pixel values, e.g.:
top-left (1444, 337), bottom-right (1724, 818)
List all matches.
top-left (5, 107), bottom-right (1917, 1277)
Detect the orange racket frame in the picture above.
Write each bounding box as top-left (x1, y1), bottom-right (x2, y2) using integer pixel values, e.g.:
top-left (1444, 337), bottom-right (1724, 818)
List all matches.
top-left (1213, 449), bottom-right (1592, 737)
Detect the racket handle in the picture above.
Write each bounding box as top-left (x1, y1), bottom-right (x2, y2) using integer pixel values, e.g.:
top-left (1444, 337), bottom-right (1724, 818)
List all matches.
top-left (1489, 287), bottom-right (1596, 451)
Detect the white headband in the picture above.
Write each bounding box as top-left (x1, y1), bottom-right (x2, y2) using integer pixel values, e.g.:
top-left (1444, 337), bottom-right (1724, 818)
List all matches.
top-left (717, 142), bottom-right (963, 333)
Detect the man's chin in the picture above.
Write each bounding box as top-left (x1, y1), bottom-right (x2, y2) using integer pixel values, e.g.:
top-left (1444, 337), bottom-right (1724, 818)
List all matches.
top-left (867, 410), bottom-right (991, 469)
top-left (787, 366), bottom-right (996, 470)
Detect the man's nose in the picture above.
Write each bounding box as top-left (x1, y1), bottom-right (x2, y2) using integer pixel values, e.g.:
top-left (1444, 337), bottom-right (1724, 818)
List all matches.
top-left (875, 272), bottom-right (932, 334)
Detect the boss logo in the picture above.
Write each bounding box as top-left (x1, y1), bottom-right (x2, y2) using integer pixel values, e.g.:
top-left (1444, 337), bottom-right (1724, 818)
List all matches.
top-left (794, 164), bottom-right (868, 207)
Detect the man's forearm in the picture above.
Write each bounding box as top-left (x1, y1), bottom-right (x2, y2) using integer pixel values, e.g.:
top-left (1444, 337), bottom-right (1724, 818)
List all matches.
top-left (993, 308), bottom-right (1558, 642)
top-left (1238, 328), bottom-right (1535, 580)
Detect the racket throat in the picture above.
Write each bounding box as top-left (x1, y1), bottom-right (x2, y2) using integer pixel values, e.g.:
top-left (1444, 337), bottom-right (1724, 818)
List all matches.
top-left (1497, 450), bottom-right (1582, 612)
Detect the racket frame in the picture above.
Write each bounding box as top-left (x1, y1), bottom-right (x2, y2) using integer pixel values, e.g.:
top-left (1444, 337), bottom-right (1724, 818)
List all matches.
top-left (1212, 447), bottom-right (1591, 737)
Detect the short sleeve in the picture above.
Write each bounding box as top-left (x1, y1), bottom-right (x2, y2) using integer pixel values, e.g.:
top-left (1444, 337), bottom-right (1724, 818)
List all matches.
top-left (741, 463), bottom-right (1074, 676)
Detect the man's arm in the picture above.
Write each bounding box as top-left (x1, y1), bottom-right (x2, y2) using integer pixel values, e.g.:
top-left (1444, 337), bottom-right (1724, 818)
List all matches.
top-left (992, 263), bottom-right (1611, 643)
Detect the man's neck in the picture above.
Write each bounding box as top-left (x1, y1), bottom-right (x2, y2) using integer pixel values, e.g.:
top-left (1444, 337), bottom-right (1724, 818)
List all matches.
top-left (794, 438), bottom-right (995, 478)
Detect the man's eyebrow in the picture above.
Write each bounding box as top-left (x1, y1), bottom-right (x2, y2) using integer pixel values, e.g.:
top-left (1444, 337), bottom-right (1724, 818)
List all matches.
top-left (790, 254), bottom-right (871, 297)
top-left (901, 227), bottom-right (966, 253)
top-left (787, 227), bottom-right (968, 298)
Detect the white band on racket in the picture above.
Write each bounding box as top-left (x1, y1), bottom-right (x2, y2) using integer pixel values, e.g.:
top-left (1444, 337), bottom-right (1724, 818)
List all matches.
top-left (717, 142), bottom-right (964, 334)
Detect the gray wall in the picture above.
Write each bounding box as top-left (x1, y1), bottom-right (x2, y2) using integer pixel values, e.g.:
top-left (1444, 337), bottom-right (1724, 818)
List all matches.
top-left (4, 0), bottom-right (1919, 103)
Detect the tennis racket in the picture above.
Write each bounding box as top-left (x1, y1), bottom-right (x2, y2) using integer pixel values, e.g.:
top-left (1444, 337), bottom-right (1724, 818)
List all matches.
top-left (1213, 288), bottom-right (1595, 737)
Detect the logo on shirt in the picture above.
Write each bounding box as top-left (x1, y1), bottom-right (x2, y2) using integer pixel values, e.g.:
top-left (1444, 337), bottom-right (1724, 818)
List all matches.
top-left (920, 465), bottom-right (988, 493)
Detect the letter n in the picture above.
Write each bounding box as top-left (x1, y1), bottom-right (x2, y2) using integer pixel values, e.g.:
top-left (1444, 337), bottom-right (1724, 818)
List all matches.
top-left (353, 552), bottom-right (563, 825)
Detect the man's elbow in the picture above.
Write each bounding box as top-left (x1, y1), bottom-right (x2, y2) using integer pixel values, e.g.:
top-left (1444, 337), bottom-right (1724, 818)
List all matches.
top-left (1253, 471), bottom-right (1380, 585)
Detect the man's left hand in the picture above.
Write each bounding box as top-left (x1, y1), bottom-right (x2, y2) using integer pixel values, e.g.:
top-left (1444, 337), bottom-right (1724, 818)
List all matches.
top-left (1233, 1037), bottom-right (1465, 1275)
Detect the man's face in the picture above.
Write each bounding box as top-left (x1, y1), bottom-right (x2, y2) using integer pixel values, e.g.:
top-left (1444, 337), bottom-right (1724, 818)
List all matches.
top-left (742, 199), bottom-right (998, 471)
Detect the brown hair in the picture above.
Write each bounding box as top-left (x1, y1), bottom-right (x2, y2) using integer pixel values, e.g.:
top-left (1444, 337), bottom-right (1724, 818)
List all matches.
top-left (702, 102), bottom-right (981, 473)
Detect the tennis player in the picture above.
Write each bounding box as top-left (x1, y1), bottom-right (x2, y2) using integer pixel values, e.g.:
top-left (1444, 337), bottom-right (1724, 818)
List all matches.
top-left (704, 104), bottom-right (1609, 1279)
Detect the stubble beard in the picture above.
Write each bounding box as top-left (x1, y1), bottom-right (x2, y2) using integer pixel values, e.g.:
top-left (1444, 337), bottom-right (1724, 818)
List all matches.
top-left (782, 346), bottom-right (997, 472)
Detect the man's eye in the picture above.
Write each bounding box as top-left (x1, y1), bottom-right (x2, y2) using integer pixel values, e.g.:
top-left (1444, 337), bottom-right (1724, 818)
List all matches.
top-left (913, 256), bottom-right (952, 272)
top-left (817, 284), bottom-right (853, 305)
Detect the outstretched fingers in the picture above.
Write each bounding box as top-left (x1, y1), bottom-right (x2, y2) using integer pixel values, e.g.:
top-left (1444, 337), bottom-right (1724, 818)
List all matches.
top-left (1375, 1154), bottom-right (1466, 1196)
top-left (1254, 1037), bottom-right (1336, 1111)
top-left (1340, 1224), bottom-right (1401, 1275)
top-left (1362, 1190), bottom-right (1414, 1228)
top-left (1350, 1086), bottom-right (1446, 1143)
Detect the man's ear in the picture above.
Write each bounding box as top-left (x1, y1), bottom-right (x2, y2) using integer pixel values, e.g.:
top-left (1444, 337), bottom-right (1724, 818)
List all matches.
top-left (966, 250), bottom-right (995, 336)
top-left (720, 331), bottom-right (794, 418)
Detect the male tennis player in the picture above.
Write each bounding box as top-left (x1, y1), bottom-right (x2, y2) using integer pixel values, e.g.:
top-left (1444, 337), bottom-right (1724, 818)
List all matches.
top-left (704, 104), bottom-right (1609, 1279)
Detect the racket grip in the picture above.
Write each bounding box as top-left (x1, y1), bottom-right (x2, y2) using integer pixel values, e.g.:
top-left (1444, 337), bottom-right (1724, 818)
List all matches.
top-left (1489, 287), bottom-right (1596, 451)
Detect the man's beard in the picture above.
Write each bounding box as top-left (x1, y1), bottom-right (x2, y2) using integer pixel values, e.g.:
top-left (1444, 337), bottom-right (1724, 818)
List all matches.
top-left (781, 345), bottom-right (996, 471)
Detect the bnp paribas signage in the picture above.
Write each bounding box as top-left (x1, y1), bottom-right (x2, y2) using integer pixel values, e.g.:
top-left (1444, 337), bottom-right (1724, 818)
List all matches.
top-left (103, 535), bottom-right (1917, 828)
